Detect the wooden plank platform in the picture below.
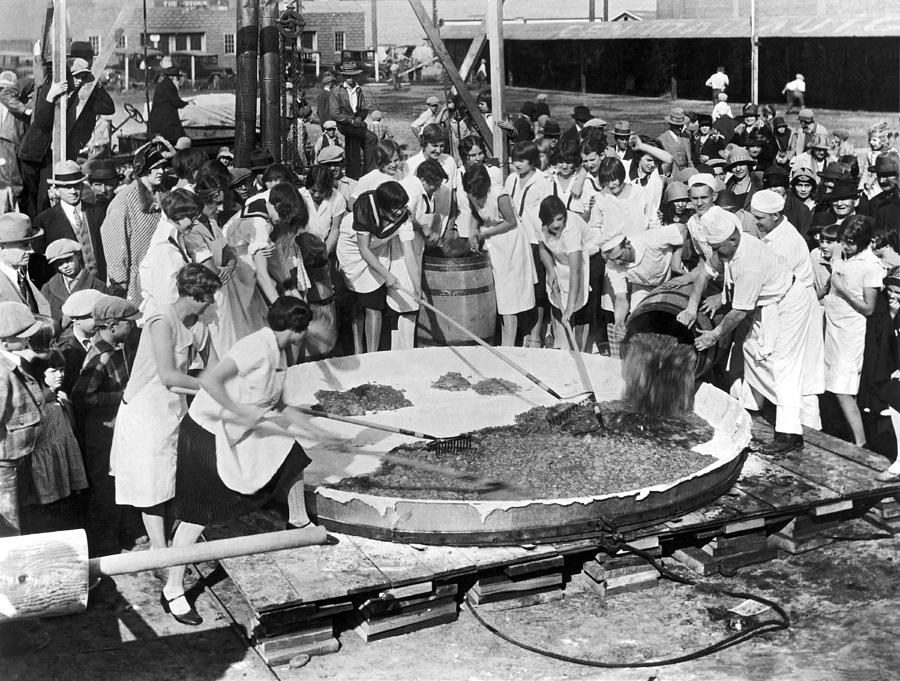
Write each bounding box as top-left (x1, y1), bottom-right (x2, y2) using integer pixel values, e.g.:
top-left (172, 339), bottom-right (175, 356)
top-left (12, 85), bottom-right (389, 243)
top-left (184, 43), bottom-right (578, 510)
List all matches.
top-left (204, 422), bottom-right (900, 665)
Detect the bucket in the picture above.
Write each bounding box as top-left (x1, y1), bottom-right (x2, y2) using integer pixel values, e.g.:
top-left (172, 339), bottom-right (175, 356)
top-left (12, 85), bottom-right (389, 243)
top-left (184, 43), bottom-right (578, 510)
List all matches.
top-left (302, 262), bottom-right (338, 361)
top-left (624, 273), bottom-right (725, 378)
top-left (416, 252), bottom-right (497, 346)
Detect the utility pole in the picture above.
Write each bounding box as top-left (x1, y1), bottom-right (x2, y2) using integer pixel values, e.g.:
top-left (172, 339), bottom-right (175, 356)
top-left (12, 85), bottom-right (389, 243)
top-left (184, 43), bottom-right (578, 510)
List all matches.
top-left (53, 0), bottom-right (67, 165)
top-left (750, 0), bottom-right (759, 104)
top-left (371, 0), bottom-right (379, 82)
top-left (486, 0), bottom-right (506, 175)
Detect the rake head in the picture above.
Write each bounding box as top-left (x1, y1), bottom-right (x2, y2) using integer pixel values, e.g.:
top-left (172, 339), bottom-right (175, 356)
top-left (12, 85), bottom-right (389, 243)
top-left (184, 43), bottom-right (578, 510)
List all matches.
top-left (425, 433), bottom-right (473, 453)
top-left (547, 397), bottom-right (594, 425)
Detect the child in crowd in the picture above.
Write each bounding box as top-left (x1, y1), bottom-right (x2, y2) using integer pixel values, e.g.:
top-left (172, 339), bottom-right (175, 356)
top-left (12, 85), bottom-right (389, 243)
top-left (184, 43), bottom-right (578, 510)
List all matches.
top-left (40, 238), bottom-right (107, 328)
top-left (52, 289), bottom-right (105, 397)
top-left (314, 120), bottom-right (343, 159)
top-left (71, 295), bottom-right (140, 556)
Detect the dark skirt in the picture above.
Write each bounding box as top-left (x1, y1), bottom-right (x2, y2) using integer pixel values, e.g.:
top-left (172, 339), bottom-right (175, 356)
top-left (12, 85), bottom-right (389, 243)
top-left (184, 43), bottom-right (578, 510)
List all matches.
top-left (173, 414), bottom-right (309, 526)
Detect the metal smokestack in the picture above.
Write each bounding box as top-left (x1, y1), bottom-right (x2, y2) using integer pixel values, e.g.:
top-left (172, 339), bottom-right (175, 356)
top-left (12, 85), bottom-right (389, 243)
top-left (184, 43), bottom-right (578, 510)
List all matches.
top-left (259, 0), bottom-right (281, 162)
top-left (235, 0), bottom-right (259, 167)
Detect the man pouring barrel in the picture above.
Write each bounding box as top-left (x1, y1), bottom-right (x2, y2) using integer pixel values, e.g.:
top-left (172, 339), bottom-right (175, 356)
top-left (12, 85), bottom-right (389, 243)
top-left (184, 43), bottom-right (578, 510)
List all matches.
top-left (684, 208), bottom-right (813, 455)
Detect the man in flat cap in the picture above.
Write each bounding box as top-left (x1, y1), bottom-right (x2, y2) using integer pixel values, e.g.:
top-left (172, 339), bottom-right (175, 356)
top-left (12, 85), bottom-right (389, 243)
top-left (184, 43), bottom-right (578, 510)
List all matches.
top-left (0, 301), bottom-right (46, 533)
top-left (750, 189), bottom-right (824, 430)
top-left (689, 206), bottom-right (813, 455)
top-left (40, 238), bottom-right (106, 328)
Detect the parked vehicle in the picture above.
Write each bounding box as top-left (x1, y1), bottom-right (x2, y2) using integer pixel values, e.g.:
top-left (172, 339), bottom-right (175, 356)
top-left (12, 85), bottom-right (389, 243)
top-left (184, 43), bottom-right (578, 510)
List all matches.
top-left (340, 49), bottom-right (385, 80)
top-left (169, 51), bottom-right (234, 89)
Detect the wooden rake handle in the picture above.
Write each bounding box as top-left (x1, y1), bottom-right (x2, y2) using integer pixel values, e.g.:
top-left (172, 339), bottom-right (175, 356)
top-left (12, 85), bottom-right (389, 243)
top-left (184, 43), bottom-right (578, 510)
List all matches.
top-left (396, 285), bottom-right (563, 400)
top-left (286, 406), bottom-right (439, 441)
top-left (561, 322), bottom-right (604, 426)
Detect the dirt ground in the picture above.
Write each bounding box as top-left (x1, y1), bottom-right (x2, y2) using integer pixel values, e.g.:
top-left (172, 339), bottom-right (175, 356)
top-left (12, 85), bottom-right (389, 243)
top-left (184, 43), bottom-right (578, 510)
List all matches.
top-left (111, 79), bottom-right (896, 158)
top-left (4, 525), bottom-right (899, 681)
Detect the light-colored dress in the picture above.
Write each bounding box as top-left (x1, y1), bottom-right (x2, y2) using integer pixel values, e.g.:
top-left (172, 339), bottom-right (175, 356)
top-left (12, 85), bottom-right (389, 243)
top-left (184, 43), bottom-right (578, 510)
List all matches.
top-left (336, 192), bottom-right (416, 314)
top-left (824, 248), bottom-right (884, 395)
top-left (189, 327), bottom-right (295, 494)
top-left (539, 213), bottom-right (591, 312)
top-left (471, 184), bottom-right (536, 315)
top-left (138, 217), bottom-right (191, 315)
top-left (110, 306), bottom-right (209, 507)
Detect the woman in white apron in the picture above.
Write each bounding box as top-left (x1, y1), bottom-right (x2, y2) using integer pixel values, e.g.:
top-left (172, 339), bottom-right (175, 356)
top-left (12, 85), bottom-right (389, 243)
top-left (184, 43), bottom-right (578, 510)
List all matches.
top-left (461, 163), bottom-right (536, 346)
top-left (304, 166), bottom-right (347, 255)
top-left (163, 296), bottom-right (320, 626)
top-left (537, 195), bottom-right (593, 350)
top-left (110, 264), bottom-right (220, 573)
top-left (336, 181), bottom-right (419, 353)
top-left (824, 216), bottom-right (883, 446)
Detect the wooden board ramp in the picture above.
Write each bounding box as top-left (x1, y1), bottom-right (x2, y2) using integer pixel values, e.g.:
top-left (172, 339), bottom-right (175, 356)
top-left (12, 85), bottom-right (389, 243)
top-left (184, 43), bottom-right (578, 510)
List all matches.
top-left (199, 423), bottom-right (900, 666)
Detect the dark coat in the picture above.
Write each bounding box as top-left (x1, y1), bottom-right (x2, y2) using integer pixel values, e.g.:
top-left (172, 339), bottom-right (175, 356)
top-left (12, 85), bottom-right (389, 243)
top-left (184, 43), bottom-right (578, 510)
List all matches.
top-left (560, 123), bottom-right (583, 149)
top-left (40, 268), bottom-right (107, 328)
top-left (31, 202), bottom-right (107, 286)
top-left (18, 76), bottom-right (114, 163)
top-left (52, 328), bottom-right (89, 397)
top-left (147, 76), bottom-right (188, 142)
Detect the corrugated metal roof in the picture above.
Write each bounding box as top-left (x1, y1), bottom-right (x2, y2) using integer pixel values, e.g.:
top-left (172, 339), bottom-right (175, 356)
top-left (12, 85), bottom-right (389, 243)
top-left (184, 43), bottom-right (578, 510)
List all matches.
top-left (441, 15), bottom-right (900, 41)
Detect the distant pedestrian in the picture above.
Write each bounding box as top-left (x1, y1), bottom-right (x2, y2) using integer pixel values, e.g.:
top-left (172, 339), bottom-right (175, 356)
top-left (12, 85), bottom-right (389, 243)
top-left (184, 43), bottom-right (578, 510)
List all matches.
top-left (783, 73), bottom-right (806, 113)
top-left (705, 66), bottom-right (729, 105)
top-left (148, 67), bottom-right (191, 145)
top-left (389, 61), bottom-right (401, 91)
top-left (411, 96), bottom-right (441, 138)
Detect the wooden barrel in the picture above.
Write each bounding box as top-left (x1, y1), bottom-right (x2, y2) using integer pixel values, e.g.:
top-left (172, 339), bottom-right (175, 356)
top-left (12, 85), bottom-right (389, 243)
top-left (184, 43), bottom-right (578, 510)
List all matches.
top-left (302, 262), bottom-right (338, 361)
top-left (624, 273), bottom-right (726, 378)
top-left (416, 252), bottom-right (497, 347)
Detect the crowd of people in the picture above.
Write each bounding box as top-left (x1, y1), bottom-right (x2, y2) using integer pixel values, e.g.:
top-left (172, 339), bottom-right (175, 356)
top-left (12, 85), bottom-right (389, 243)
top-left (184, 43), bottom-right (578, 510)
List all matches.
top-left (3, 46), bottom-right (900, 626)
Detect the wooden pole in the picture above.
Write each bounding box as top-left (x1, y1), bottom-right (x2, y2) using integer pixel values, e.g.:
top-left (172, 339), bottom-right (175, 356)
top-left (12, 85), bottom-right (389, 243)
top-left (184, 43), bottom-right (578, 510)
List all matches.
top-left (406, 0), bottom-right (493, 149)
top-left (142, 0), bottom-right (150, 120)
top-left (0, 526), bottom-right (327, 621)
top-left (486, 0), bottom-right (506, 174)
top-left (602, 0), bottom-right (609, 22)
top-left (371, 0), bottom-right (379, 83)
top-left (259, 0), bottom-right (280, 162)
top-left (750, 0), bottom-right (758, 104)
top-left (52, 0), bottom-right (67, 164)
top-left (588, 0), bottom-right (595, 22)
top-left (235, 0), bottom-right (259, 166)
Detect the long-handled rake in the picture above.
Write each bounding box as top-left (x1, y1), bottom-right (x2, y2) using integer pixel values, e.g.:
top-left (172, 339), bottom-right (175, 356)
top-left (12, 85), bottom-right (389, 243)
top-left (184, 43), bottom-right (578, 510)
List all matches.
top-left (279, 407), bottom-right (524, 495)
top-left (555, 321), bottom-right (605, 433)
top-left (286, 405), bottom-right (472, 453)
top-left (396, 285), bottom-right (568, 400)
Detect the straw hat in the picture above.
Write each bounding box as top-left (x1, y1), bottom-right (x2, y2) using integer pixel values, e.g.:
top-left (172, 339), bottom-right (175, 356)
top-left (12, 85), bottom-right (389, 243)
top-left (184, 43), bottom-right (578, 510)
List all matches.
top-left (47, 160), bottom-right (87, 187)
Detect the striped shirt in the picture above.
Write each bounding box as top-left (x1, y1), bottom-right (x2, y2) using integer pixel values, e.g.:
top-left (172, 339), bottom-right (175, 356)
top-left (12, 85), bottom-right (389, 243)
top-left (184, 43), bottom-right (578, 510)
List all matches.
top-left (99, 181), bottom-right (163, 306)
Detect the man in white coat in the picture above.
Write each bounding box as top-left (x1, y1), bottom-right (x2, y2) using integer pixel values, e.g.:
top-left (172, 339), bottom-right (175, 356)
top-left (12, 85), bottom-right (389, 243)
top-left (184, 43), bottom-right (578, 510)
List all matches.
top-left (692, 207), bottom-right (812, 455)
top-left (750, 190), bottom-right (824, 431)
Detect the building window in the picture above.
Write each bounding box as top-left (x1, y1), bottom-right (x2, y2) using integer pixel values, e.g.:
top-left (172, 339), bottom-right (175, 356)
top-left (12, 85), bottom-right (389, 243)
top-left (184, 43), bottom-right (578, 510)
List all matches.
top-left (334, 31), bottom-right (344, 53)
top-left (223, 32), bottom-right (235, 55)
top-left (174, 33), bottom-right (203, 51)
top-left (116, 34), bottom-right (127, 49)
top-left (88, 35), bottom-right (101, 54)
top-left (300, 31), bottom-right (317, 52)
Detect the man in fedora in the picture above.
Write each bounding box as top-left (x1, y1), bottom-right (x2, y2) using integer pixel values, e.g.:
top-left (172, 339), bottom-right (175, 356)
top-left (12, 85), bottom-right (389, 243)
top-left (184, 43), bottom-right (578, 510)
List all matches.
top-left (560, 104), bottom-right (592, 147)
top-left (31, 160), bottom-right (106, 286)
top-left (328, 60), bottom-right (377, 180)
top-left (19, 57), bottom-right (114, 215)
top-left (608, 120), bottom-right (635, 175)
top-left (0, 301), bottom-right (48, 534)
top-left (0, 213), bottom-right (49, 315)
top-left (148, 66), bottom-right (191, 144)
top-left (657, 107), bottom-right (692, 173)
top-left (84, 159), bottom-right (120, 210)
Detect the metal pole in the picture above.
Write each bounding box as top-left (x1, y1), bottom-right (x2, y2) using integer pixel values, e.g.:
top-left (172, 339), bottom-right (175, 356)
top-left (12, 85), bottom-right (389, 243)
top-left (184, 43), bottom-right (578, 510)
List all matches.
top-left (750, 0), bottom-right (758, 104)
top-left (235, 0), bottom-right (259, 165)
top-left (259, 0), bottom-right (280, 162)
top-left (372, 0), bottom-right (379, 83)
top-left (142, 0), bottom-right (150, 117)
top-left (486, 0), bottom-right (506, 176)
